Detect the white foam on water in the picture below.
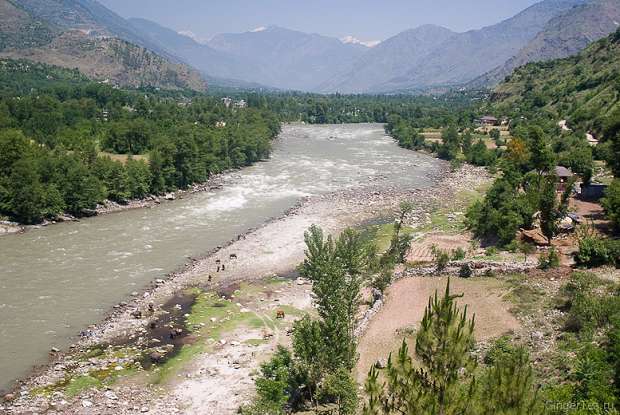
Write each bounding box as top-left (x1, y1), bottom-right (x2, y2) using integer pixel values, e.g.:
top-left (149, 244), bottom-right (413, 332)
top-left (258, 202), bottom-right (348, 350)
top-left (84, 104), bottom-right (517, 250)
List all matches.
top-left (203, 191), bottom-right (249, 212)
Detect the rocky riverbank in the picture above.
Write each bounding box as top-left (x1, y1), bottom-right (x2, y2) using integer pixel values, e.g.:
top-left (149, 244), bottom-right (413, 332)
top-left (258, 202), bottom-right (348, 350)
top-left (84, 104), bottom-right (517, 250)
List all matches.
top-left (1, 164), bottom-right (492, 415)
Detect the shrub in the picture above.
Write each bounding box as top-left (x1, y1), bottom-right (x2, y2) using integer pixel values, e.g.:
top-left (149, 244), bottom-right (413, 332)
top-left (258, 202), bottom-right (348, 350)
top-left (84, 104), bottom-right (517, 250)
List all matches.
top-left (432, 246), bottom-right (451, 271)
top-left (539, 247), bottom-right (560, 270)
top-left (484, 335), bottom-right (519, 365)
top-left (315, 368), bottom-right (358, 415)
top-left (575, 237), bottom-right (620, 268)
top-left (602, 179), bottom-right (620, 230)
top-left (452, 247), bottom-right (466, 261)
top-left (371, 269), bottom-right (393, 294)
top-left (459, 263), bottom-right (473, 278)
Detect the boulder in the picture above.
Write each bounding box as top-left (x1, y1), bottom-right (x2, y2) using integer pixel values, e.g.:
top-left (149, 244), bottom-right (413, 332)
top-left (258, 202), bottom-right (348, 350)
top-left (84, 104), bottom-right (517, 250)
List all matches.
top-left (81, 209), bottom-right (98, 217)
top-left (149, 352), bottom-right (164, 363)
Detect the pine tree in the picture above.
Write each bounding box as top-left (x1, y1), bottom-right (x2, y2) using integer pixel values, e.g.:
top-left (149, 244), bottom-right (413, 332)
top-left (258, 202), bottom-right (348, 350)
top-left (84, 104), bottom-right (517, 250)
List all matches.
top-left (479, 347), bottom-right (541, 415)
top-left (363, 279), bottom-right (477, 415)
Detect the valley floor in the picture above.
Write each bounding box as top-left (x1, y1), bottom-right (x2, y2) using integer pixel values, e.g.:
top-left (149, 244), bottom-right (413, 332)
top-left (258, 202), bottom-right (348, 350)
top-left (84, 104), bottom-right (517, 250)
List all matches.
top-left (2, 164), bottom-right (500, 414)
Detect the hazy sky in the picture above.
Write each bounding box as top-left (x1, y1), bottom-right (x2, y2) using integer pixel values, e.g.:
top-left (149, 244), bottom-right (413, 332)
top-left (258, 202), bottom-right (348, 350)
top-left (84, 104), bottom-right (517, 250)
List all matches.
top-left (99, 0), bottom-right (541, 42)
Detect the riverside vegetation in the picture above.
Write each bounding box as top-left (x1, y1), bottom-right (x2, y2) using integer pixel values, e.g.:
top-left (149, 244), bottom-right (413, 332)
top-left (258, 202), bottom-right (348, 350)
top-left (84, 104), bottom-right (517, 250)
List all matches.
top-left (3, 28), bottom-right (620, 415)
top-left (240, 29), bottom-right (620, 415)
top-left (0, 59), bottom-right (478, 226)
top-left (0, 60), bottom-right (279, 224)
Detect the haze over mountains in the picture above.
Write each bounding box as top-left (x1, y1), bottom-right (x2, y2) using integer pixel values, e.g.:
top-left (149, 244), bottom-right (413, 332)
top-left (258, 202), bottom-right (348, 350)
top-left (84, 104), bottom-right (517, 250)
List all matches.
top-left (1, 0), bottom-right (619, 93)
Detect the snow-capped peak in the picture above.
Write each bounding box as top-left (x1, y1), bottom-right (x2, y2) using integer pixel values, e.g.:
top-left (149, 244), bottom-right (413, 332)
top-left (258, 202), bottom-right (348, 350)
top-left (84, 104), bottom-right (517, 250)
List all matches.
top-left (178, 30), bottom-right (208, 44)
top-left (340, 36), bottom-right (381, 48)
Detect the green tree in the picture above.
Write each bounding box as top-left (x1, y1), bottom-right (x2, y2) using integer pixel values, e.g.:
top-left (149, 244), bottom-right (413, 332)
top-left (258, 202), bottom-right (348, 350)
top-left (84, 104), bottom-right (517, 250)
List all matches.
top-left (602, 179), bottom-right (620, 231)
top-left (490, 128), bottom-right (501, 141)
top-left (363, 280), bottom-right (477, 414)
top-left (301, 225), bottom-right (369, 371)
top-left (517, 240), bottom-right (536, 263)
top-left (527, 127), bottom-right (555, 174)
top-left (126, 158), bottom-right (152, 199)
top-left (438, 125), bottom-right (461, 161)
top-left (59, 158), bottom-right (105, 215)
top-left (0, 129), bottom-right (32, 177)
top-left (539, 175), bottom-right (560, 243)
top-left (479, 347), bottom-right (541, 415)
top-left (5, 159), bottom-right (64, 223)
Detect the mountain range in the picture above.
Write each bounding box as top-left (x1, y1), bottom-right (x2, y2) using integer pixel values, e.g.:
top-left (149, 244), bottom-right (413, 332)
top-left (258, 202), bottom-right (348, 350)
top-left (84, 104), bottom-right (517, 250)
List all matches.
top-left (0, 0), bottom-right (619, 93)
top-left (0, 0), bottom-right (206, 91)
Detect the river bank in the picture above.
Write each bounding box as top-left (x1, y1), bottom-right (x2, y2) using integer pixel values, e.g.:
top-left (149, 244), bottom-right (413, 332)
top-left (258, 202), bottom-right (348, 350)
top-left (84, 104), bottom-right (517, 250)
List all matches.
top-left (0, 172), bottom-right (231, 237)
top-left (1, 163), bottom-right (491, 414)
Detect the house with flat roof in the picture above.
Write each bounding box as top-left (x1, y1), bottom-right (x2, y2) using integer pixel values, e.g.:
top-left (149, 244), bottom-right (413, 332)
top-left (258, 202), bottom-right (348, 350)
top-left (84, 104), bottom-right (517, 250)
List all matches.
top-left (477, 115), bottom-right (499, 126)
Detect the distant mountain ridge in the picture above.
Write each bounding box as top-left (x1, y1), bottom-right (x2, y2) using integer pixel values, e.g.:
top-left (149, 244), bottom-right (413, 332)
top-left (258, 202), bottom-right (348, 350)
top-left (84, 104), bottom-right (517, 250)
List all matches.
top-left (329, 0), bottom-right (586, 93)
top-left (319, 25), bottom-right (456, 93)
top-left (205, 25), bottom-right (368, 91)
top-left (1, 0), bottom-right (619, 93)
top-left (128, 17), bottom-right (270, 90)
top-left (15, 0), bottom-right (173, 59)
top-left (472, 0), bottom-right (620, 87)
top-left (0, 0), bottom-right (207, 91)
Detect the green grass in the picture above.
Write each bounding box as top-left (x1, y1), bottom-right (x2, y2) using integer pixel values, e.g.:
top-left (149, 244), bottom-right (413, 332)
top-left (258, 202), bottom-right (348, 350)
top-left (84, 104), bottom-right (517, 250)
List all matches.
top-left (415, 185), bottom-right (489, 234)
top-left (64, 376), bottom-right (102, 397)
top-left (503, 274), bottom-right (547, 316)
top-left (150, 282), bottom-right (304, 384)
top-left (362, 222), bottom-right (416, 253)
top-left (30, 363), bottom-right (136, 398)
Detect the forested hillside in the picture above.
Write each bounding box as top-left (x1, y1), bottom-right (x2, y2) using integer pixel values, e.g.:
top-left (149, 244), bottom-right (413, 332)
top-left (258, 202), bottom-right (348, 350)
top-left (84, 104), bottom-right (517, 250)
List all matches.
top-left (492, 27), bottom-right (620, 135)
top-left (0, 60), bottom-right (279, 224)
top-left (472, 0), bottom-right (620, 87)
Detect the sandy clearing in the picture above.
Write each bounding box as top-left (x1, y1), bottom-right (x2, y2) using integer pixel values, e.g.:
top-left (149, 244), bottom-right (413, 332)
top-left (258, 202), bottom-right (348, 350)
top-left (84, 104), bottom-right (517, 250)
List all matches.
top-left (355, 276), bottom-right (520, 382)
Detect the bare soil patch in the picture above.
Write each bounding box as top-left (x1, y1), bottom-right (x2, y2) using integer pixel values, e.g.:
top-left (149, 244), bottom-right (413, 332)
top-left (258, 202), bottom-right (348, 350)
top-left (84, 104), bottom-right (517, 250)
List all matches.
top-left (355, 277), bottom-right (520, 382)
top-left (406, 232), bottom-right (472, 263)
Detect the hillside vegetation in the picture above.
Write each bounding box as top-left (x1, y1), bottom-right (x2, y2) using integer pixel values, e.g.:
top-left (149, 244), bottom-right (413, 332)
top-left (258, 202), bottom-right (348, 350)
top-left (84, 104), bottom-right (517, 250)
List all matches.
top-left (0, 0), bottom-right (206, 91)
top-left (0, 30), bottom-right (207, 91)
top-left (0, 0), bottom-right (58, 50)
top-left (493, 27), bottom-right (620, 135)
top-left (0, 60), bottom-right (277, 224)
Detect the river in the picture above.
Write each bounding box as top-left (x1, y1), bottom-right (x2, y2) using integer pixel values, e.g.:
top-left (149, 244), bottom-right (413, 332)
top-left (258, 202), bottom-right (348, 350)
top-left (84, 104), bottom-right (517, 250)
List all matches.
top-left (0, 123), bottom-right (442, 392)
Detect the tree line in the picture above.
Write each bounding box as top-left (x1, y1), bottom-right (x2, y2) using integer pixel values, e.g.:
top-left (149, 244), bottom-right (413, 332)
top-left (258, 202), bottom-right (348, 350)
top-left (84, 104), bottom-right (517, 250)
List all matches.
top-left (0, 63), bottom-right (279, 224)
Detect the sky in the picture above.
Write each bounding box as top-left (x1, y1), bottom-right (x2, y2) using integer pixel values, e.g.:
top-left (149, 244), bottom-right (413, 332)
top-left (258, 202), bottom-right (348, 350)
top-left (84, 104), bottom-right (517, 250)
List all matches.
top-left (99, 0), bottom-right (541, 43)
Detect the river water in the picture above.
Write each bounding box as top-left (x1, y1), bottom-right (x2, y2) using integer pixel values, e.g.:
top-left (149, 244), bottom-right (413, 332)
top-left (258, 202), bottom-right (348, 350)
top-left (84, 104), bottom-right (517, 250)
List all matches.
top-left (0, 123), bottom-right (442, 392)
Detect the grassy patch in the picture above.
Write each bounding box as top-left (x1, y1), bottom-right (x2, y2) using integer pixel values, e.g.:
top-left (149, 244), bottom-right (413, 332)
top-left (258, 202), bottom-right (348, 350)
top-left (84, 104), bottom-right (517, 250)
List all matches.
top-left (503, 274), bottom-right (546, 316)
top-left (150, 282), bottom-right (304, 384)
top-left (362, 222), bottom-right (416, 253)
top-left (98, 152), bottom-right (149, 164)
top-left (30, 363), bottom-right (136, 398)
top-left (414, 184), bottom-right (490, 234)
top-left (64, 375), bottom-right (102, 397)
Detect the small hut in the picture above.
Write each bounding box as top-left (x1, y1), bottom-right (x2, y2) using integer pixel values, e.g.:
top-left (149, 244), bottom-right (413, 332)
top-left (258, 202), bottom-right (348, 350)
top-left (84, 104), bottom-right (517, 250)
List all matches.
top-left (554, 166), bottom-right (574, 192)
top-left (477, 116), bottom-right (499, 127)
